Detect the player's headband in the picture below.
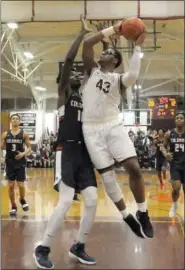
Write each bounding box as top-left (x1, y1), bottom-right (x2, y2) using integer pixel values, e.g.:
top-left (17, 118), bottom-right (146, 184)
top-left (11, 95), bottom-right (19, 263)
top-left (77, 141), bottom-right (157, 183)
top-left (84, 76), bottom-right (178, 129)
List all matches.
top-left (175, 111), bottom-right (185, 117)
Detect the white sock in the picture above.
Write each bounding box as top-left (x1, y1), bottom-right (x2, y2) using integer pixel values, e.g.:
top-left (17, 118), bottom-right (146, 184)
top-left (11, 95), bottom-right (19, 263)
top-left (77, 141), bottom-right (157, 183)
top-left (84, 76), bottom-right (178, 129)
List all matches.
top-left (172, 202), bottom-right (178, 208)
top-left (121, 208), bottom-right (129, 219)
top-left (137, 202), bottom-right (147, 212)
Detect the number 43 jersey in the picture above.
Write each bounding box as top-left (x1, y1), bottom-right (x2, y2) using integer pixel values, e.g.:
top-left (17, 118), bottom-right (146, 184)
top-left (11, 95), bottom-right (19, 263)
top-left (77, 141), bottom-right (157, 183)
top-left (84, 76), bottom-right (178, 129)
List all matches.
top-left (169, 129), bottom-right (185, 164)
top-left (82, 68), bottom-right (121, 123)
top-left (57, 92), bottom-right (83, 143)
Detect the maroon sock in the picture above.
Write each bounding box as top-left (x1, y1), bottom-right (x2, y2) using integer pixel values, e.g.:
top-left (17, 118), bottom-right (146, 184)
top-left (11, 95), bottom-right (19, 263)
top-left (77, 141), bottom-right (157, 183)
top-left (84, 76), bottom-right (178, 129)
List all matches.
top-left (162, 170), bottom-right (166, 180)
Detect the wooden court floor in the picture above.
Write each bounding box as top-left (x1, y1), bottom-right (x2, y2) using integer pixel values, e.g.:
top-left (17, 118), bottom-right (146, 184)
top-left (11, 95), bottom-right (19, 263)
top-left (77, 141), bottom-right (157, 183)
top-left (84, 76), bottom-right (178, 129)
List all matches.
top-left (1, 168), bottom-right (184, 269)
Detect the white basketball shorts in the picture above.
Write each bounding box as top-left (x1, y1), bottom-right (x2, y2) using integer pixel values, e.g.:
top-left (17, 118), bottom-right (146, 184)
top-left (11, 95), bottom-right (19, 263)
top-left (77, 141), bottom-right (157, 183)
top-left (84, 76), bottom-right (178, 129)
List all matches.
top-left (83, 120), bottom-right (137, 170)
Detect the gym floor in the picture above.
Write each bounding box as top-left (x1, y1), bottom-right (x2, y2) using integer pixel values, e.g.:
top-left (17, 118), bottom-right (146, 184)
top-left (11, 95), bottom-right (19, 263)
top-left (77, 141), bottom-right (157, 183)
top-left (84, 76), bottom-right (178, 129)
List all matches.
top-left (1, 169), bottom-right (184, 269)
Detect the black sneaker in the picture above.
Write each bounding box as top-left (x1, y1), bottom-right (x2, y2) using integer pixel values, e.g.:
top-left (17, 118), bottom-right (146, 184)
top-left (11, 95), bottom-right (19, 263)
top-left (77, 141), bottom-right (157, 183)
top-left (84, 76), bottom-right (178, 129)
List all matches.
top-left (124, 214), bottom-right (143, 238)
top-left (20, 199), bottom-right (29, 211)
top-left (136, 210), bottom-right (154, 239)
top-left (9, 205), bottom-right (17, 216)
top-left (73, 194), bottom-right (80, 202)
top-left (33, 245), bottom-right (54, 269)
top-left (69, 242), bottom-right (96, 265)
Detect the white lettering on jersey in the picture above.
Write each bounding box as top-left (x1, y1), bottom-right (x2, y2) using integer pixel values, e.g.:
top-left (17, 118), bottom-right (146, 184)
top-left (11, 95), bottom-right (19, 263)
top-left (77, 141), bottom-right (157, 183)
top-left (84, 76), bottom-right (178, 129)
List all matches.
top-left (171, 138), bottom-right (185, 143)
top-left (6, 139), bottom-right (23, 144)
top-left (58, 101), bottom-right (83, 118)
top-left (82, 68), bottom-right (121, 123)
top-left (71, 100), bottom-right (83, 109)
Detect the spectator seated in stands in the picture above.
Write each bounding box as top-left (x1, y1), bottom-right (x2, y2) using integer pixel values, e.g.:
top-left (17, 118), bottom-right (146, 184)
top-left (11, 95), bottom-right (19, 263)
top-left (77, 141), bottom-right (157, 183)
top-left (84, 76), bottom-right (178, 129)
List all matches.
top-left (40, 146), bottom-right (46, 161)
top-left (34, 150), bottom-right (42, 168)
top-left (49, 151), bottom-right (55, 168)
top-left (1, 157), bottom-right (5, 171)
top-left (134, 130), bottom-right (155, 169)
top-left (128, 129), bottom-right (135, 143)
top-left (27, 151), bottom-right (35, 167)
top-left (1, 150), bottom-right (6, 171)
top-left (43, 150), bottom-right (51, 168)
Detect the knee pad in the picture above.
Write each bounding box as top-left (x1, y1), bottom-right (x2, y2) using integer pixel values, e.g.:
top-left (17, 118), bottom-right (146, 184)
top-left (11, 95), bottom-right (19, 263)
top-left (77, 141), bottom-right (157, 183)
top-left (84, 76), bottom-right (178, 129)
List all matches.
top-left (82, 187), bottom-right (98, 207)
top-left (101, 170), bottom-right (123, 203)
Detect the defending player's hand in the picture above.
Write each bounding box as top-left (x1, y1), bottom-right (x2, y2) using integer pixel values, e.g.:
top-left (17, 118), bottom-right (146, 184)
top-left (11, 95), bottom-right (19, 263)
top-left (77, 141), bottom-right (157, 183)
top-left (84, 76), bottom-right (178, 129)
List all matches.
top-left (80, 14), bottom-right (92, 34)
top-left (165, 152), bottom-right (173, 161)
top-left (15, 151), bottom-right (25, 160)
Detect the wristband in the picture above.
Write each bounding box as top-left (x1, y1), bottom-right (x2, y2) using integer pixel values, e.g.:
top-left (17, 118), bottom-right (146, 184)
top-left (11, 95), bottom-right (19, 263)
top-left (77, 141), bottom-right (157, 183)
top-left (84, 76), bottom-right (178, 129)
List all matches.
top-left (102, 26), bottom-right (116, 38)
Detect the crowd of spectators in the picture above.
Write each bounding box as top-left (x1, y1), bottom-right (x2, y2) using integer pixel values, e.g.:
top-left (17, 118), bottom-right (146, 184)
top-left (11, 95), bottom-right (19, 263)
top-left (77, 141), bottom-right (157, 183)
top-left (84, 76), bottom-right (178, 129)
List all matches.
top-left (128, 128), bottom-right (170, 169)
top-left (1, 129), bottom-right (169, 171)
top-left (26, 128), bottom-right (168, 170)
top-left (26, 132), bottom-right (57, 168)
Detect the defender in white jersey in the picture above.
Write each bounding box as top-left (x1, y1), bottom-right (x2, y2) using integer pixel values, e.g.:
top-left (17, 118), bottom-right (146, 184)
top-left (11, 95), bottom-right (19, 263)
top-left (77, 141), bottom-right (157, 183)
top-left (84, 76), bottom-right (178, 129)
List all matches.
top-left (82, 20), bottom-right (153, 238)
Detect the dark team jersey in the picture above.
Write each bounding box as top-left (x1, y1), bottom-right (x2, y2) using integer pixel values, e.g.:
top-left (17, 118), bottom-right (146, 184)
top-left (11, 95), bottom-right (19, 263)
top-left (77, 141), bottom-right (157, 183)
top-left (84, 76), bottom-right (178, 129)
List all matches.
top-left (5, 129), bottom-right (25, 162)
top-left (57, 92), bottom-right (83, 144)
top-left (169, 129), bottom-right (185, 164)
top-left (155, 137), bottom-right (165, 159)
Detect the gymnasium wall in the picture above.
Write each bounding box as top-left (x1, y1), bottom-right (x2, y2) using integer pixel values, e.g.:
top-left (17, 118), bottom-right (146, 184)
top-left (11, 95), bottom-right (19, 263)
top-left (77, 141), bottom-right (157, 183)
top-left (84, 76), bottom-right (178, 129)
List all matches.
top-left (151, 119), bottom-right (175, 131)
top-left (2, 1), bottom-right (183, 22)
top-left (7, 111), bottom-right (57, 143)
top-left (1, 112), bottom-right (10, 134)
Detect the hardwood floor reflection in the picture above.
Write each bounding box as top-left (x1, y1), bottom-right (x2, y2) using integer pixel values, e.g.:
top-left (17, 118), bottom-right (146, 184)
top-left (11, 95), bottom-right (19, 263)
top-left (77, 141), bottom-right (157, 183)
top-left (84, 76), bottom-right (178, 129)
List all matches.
top-left (1, 168), bottom-right (184, 269)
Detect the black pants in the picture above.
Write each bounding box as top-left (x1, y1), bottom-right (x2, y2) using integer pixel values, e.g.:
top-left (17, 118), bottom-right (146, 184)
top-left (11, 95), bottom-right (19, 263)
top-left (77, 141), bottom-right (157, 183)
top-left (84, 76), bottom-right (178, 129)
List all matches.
top-left (170, 163), bottom-right (185, 184)
top-left (54, 142), bottom-right (97, 192)
top-left (6, 159), bottom-right (26, 181)
top-left (156, 157), bottom-right (167, 172)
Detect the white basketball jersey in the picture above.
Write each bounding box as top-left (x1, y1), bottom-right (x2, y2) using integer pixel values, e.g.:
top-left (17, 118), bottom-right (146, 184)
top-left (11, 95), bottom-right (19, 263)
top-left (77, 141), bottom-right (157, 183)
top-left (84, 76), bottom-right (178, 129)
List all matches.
top-left (82, 68), bottom-right (121, 123)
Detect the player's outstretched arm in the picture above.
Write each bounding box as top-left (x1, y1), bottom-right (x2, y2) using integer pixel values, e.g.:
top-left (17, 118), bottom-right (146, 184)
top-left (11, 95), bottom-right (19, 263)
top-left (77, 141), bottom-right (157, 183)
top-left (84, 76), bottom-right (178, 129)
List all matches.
top-left (57, 14), bottom-right (91, 107)
top-left (120, 32), bottom-right (146, 92)
top-left (161, 132), bottom-right (173, 161)
top-left (82, 21), bottom-right (122, 75)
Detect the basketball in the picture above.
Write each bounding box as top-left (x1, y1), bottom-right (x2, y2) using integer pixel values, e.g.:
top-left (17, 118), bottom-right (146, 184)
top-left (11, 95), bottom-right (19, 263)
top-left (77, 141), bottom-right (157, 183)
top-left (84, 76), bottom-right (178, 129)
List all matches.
top-left (120, 18), bottom-right (146, 41)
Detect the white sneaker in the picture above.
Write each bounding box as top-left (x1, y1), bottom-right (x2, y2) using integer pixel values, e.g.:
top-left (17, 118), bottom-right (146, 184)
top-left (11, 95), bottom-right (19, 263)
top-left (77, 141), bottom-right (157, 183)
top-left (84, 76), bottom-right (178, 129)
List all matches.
top-left (169, 205), bottom-right (177, 218)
